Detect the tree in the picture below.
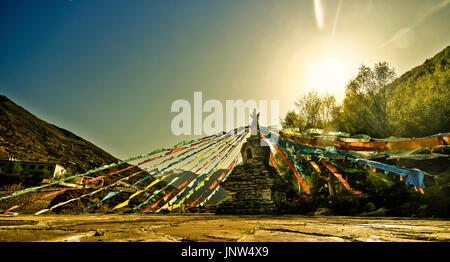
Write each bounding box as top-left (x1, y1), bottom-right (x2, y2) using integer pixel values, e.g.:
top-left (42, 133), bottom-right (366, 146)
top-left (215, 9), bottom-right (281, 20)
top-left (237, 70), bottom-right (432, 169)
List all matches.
top-left (281, 90), bottom-right (340, 132)
top-left (295, 90), bottom-right (325, 129)
top-left (387, 47), bottom-right (449, 137)
top-left (281, 110), bottom-right (304, 131)
top-left (320, 93), bottom-right (341, 130)
top-left (337, 62), bottom-right (396, 137)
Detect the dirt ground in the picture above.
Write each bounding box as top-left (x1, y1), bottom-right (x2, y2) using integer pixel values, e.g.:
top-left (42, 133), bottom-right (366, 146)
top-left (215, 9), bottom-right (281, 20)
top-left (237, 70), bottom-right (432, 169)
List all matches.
top-left (0, 214), bottom-right (448, 242)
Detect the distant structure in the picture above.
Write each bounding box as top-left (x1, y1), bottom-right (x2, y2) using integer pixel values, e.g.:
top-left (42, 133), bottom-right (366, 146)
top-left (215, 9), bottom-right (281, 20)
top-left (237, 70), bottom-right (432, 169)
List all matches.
top-left (249, 108), bottom-right (260, 136)
top-left (0, 159), bottom-right (67, 179)
top-left (215, 133), bottom-right (288, 214)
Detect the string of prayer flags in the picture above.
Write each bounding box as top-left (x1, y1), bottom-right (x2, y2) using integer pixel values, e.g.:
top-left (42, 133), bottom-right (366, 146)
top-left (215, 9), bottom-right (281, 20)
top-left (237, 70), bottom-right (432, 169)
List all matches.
top-left (168, 130), bottom-right (248, 211)
top-left (319, 158), bottom-right (363, 196)
top-left (1, 132), bottom-right (223, 211)
top-left (260, 132), bottom-right (310, 194)
top-left (138, 129), bottom-right (247, 212)
top-left (78, 132), bottom-right (237, 214)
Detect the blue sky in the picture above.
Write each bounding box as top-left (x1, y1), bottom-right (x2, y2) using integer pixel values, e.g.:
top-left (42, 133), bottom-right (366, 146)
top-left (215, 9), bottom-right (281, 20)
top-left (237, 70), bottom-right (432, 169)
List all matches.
top-left (1, 0), bottom-right (449, 159)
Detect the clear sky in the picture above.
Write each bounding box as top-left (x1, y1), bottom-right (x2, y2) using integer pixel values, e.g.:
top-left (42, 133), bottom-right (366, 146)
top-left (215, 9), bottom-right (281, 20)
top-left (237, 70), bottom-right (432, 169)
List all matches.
top-left (1, 0), bottom-right (449, 159)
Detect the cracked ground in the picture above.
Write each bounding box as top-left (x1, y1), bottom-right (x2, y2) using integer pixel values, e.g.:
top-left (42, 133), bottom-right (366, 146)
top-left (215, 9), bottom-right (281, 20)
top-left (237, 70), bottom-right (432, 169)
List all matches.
top-left (0, 214), bottom-right (448, 242)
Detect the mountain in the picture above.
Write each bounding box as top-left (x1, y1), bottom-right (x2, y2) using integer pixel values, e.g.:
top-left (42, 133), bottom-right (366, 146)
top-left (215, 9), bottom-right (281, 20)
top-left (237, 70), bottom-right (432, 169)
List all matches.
top-left (0, 95), bottom-right (172, 213)
top-left (0, 95), bottom-right (118, 173)
top-left (387, 46), bottom-right (450, 137)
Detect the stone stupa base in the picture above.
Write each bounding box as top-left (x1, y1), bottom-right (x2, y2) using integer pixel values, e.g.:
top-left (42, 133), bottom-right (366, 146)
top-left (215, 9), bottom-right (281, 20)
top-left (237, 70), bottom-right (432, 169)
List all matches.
top-left (215, 134), bottom-right (288, 215)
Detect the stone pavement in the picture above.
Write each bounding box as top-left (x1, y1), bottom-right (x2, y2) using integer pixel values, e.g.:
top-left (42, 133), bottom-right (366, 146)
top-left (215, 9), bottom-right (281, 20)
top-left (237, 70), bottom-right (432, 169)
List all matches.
top-left (0, 214), bottom-right (448, 242)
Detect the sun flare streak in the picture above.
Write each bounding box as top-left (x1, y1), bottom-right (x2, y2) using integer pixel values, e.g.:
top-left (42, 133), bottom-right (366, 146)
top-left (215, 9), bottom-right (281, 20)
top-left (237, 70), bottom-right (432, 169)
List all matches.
top-left (330, 0), bottom-right (343, 43)
top-left (314, 0), bottom-right (325, 29)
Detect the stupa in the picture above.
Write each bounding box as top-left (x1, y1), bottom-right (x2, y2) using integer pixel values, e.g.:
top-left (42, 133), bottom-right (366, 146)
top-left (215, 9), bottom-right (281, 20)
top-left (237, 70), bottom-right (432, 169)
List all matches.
top-left (215, 110), bottom-right (288, 214)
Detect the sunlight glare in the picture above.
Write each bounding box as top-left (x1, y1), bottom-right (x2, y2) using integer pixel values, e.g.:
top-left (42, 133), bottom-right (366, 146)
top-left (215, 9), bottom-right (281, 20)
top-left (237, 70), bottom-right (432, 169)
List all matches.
top-left (307, 58), bottom-right (348, 97)
top-left (314, 0), bottom-right (325, 29)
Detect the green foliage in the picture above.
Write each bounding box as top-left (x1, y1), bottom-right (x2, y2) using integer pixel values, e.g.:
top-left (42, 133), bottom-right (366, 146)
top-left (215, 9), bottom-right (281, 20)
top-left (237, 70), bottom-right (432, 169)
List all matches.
top-left (281, 90), bottom-right (340, 131)
top-left (270, 146), bottom-right (450, 217)
top-left (366, 172), bottom-right (396, 191)
top-left (336, 62), bottom-right (396, 137)
top-left (278, 47), bottom-right (450, 217)
top-left (283, 46), bottom-right (449, 138)
top-left (280, 110), bottom-right (303, 131)
top-left (387, 46), bottom-right (450, 137)
top-left (273, 152), bottom-right (298, 193)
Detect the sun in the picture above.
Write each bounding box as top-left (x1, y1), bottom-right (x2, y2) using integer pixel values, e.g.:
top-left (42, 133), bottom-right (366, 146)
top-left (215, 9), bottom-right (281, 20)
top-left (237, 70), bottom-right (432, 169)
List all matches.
top-left (307, 57), bottom-right (348, 97)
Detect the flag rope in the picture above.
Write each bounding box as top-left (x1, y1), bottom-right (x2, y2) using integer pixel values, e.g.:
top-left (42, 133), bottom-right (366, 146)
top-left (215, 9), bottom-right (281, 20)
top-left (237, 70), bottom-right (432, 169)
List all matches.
top-left (113, 129), bottom-right (244, 210)
top-left (185, 154), bottom-right (240, 210)
top-left (77, 127), bottom-right (246, 214)
top-left (135, 130), bottom-right (247, 212)
top-left (0, 133), bottom-right (221, 203)
top-left (166, 129), bottom-right (248, 211)
top-left (3, 132), bottom-right (226, 214)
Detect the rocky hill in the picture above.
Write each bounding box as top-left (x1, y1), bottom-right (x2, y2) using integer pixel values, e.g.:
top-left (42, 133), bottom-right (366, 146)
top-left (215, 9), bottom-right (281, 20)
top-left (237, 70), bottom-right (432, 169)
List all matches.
top-left (0, 95), bottom-right (173, 213)
top-left (0, 95), bottom-right (119, 173)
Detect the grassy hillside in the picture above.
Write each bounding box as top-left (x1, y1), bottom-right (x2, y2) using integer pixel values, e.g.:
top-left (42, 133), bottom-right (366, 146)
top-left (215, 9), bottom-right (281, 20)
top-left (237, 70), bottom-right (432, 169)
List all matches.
top-left (387, 46), bottom-right (449, 137)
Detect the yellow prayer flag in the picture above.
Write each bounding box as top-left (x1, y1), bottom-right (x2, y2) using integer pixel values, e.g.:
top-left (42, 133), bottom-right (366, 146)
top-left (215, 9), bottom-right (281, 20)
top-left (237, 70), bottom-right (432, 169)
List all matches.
top-left (113, 200), bottom-right (129, 210)
top-left (186, 191), bottom-right (194, 199)
top-left (160, 171), bottom-right (175, 181)
top-left (145, 179), bottom-right (161, 190)
top-left (130, 190), bottom-right (144, 199)
top-left (311, 161), bottom-right (321, 173)
top-left (195, 181), bottom-right (205, 191)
